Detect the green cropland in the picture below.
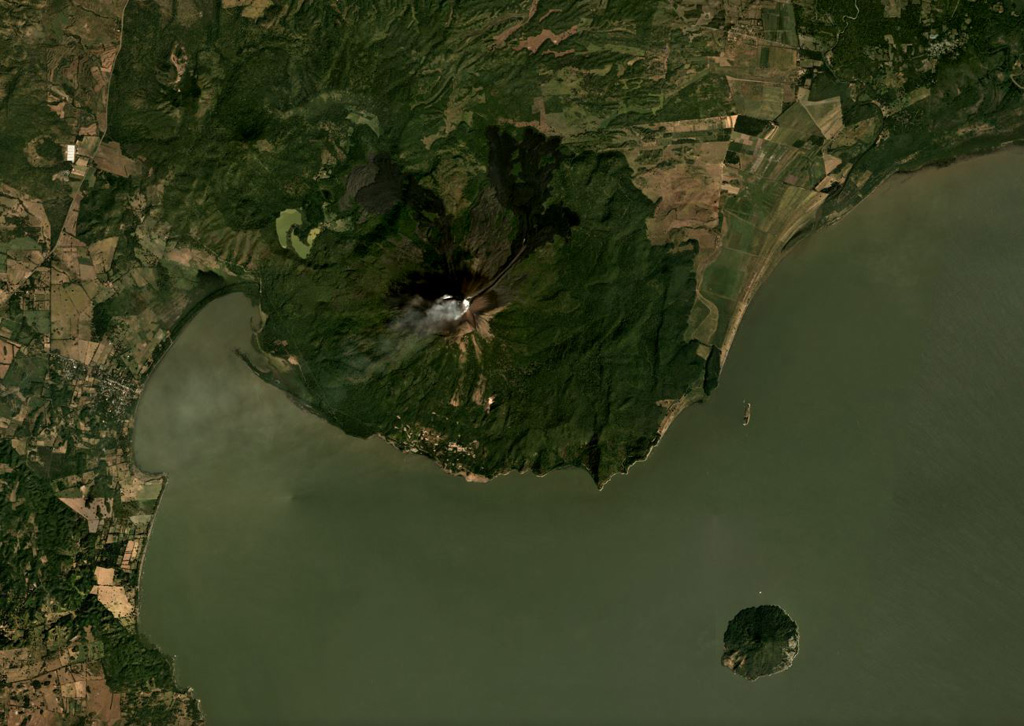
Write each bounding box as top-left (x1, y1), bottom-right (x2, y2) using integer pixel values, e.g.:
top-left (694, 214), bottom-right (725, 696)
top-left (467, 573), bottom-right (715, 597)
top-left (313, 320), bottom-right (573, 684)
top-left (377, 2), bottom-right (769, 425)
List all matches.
top-left (0, 0), bottom-right (1023, 721)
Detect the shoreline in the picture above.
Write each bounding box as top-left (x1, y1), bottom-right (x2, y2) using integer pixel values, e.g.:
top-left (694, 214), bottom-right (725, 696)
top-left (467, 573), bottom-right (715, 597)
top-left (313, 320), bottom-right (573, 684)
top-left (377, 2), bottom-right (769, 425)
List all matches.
top-left (129, 280), bottom-right (258, 716)
top-left (125, 143), bottom-right (1022, 717)
top-left (129, 141), bottom-right (1024, 590)
top-left (626, 141), bottom-right (1024, 489)
top-left (715, 138), bottom-right (1024, 367)
top-left (130, 142), bottom-right (1024, 509)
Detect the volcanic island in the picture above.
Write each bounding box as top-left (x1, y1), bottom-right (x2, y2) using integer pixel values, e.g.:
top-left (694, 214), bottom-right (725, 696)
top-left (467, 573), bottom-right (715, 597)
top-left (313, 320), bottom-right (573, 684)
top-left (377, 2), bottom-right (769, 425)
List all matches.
top-left (721, 605), bottom-right (800, 681)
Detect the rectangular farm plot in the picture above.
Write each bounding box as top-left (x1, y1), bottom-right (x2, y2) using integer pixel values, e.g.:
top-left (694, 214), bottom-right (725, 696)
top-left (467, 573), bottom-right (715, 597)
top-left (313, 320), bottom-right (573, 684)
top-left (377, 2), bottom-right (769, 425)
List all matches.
top-left (759, 46), bottom-right (799, 72)
top-left (768, 103), bottom-right (823, 147)
top-left (702, 247), bottom-right (755, 302)
top-left (703, 290), bottom-right (741, 346)
top-left (720, 211), bottom-right (762, 255)
top-left (761, 4), bottom-right (798, 46)
top-left (727, 78), bottom-right (788, 119)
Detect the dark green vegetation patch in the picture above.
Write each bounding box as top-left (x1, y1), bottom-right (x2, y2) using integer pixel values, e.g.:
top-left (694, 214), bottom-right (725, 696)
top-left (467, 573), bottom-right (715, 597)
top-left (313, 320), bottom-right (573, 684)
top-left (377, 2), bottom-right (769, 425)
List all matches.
top-left (99, 0), bottom-right (1024, 483)
top-left (721, 604), bottom-right (799, 681)
top-left (106, 0), bottom-right (711, 483)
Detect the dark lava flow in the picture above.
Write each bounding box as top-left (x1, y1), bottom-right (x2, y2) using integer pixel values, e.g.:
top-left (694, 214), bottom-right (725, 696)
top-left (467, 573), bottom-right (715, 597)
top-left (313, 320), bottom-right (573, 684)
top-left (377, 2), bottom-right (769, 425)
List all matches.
top-left (386, 127), bottom-right (581, 335)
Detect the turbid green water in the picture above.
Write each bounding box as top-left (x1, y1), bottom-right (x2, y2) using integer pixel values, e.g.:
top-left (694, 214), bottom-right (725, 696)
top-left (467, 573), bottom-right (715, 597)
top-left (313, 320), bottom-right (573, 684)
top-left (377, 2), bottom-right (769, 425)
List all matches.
top-left (137, 150), bottom-right (1024, 725)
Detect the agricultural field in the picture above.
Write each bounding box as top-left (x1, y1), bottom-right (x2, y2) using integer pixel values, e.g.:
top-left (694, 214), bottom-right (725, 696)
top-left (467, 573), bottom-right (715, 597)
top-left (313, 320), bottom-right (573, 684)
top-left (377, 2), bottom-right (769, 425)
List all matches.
top-left (1, 0), bottom-right (1023, 722)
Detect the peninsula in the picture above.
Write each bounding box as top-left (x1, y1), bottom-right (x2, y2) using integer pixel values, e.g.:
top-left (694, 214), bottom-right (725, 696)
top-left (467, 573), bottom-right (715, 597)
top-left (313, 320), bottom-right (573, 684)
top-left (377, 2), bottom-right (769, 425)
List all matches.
top-left (1, 0), bottom-right (1023, 721)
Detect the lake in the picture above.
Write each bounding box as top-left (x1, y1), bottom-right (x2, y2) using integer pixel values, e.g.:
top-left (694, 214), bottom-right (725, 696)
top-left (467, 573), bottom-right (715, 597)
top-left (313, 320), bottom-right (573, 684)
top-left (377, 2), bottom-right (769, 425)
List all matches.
top-left (136, 149), bottom-right (1024, 724)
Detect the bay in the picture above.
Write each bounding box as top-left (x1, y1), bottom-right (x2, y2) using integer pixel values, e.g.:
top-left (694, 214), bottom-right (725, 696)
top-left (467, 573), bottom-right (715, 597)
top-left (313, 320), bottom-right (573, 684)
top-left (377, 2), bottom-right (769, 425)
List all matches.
top-left (136, 149), bottom-right (1024, 725)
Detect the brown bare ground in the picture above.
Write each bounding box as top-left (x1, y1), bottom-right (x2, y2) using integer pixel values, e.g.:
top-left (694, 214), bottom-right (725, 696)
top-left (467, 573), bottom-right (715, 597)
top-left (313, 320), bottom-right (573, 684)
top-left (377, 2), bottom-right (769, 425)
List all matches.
top-left (515, 26), bottom-right (579, 54)
top-left (492, 0), bottom-right (539, 48)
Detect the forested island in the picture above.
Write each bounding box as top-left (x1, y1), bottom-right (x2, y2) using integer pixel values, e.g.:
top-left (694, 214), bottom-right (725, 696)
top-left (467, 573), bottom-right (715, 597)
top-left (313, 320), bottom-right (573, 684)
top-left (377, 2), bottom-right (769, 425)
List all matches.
top-left (722, 605), bottom-right (800, 681)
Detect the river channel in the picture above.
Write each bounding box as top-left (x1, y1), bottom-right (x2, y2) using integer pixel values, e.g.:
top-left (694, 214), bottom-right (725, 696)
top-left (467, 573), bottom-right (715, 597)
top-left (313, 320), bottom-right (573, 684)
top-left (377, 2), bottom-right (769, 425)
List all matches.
top-left (136, 150), bottom-right (1024, 724)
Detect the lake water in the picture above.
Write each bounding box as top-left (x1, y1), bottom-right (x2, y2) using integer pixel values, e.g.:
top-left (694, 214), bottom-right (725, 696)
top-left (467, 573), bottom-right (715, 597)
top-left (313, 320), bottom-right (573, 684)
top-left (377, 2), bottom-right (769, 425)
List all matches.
top-left (136, 150), bottom-right (1024, 725)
